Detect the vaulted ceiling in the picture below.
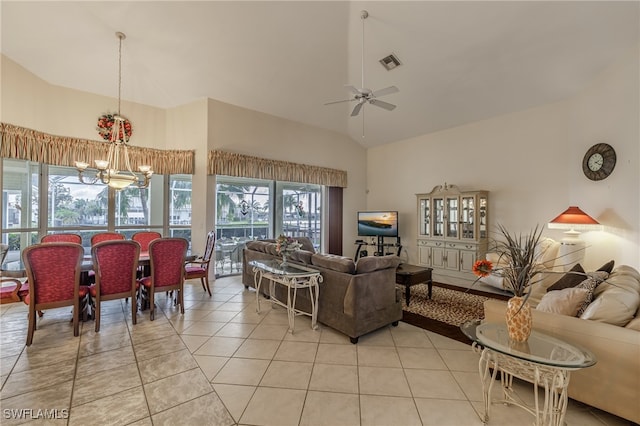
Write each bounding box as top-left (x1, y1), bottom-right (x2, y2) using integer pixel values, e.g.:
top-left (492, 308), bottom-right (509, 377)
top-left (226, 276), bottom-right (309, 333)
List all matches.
top-left (2, 1), bottom-right (638, 147)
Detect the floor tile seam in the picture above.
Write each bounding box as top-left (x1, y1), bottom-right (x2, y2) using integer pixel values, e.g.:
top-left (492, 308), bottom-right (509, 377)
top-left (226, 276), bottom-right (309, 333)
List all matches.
top-left (67, 385), bottom-right (150, 425)
top-left (141, 365), bottom-right (205, 389)
top-left (0, 379), bottom-right (75, 409)
top-left (69, 379), bottom-right (143, 409)
top-left (134, 345), bottom-right (190, 363)
top-left (0, 345), bottom-right (26, 388)
top-left (125, 311), bottom-right (156, 421)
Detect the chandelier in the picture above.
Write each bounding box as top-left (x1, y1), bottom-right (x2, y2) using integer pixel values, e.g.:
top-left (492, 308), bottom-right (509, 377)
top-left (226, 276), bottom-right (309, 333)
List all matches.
top-left (75, 32), bottom-right (153, 190)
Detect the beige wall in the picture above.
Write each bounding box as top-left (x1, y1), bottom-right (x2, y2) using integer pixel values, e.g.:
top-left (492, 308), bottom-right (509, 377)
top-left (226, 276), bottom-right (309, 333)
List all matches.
top-left (1, 56), bottom-right (166, 147)
top-left (367, 47), bottom-right (640, 270)
top-left (1, 56), bottom-right (367, 253)
top-left (3, 48), bottom-right (637, 267)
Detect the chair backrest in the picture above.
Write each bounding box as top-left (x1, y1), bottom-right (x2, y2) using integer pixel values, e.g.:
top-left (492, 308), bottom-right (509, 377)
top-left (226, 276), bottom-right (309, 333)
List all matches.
top-left (230, 243), bottom-right (245, 263)
top-left (132, 231), bottom-right (162, 252)
top-left (21, 243), bottom-right (83, 305)
top-left (91, 232), bottom-right (125, 246)
top-left (92, 240), bottom-right (140, 296)
top-left (202, 231), bottom-right (216, 263)
top-left (41, 233), bottom-right (82, 244)
top-left (149, 238), bottom-right (188, 289)
top-left (0, 243), bottom-right (8, 266)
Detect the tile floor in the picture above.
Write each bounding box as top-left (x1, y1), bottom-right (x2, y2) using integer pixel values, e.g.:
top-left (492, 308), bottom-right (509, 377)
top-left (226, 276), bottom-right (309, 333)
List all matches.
top-left (0, 275), bottom-right (633, 425)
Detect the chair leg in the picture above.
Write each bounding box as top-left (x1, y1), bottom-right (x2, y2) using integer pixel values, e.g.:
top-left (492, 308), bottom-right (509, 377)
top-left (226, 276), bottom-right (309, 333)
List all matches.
top-left (179, 287), bottom-right (185, 314)
top-left (149, 290), bottom-right (155, 321)
top-left (200, 277), bottom-right (206, 292)
top-left (26, 308), bottom-right (35, 346)
top-left (94, 295), bottom-right (101, 332)
top-left (203, 276), bottom-right (211, 297)
top-left (72, 301), bottom-right (80, 337)
top-left (131, 290), bottom-right (137, 325)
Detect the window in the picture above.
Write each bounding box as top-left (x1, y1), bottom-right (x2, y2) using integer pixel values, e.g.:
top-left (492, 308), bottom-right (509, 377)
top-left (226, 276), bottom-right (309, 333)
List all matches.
top-left (1, 159), bottom-right (193, 258)
top-left (1, 159), bottom-right (40, 270)
top-left (168, 174), bottom-right (192, 242)
top-left (215, 176), bottom-right (324, 276)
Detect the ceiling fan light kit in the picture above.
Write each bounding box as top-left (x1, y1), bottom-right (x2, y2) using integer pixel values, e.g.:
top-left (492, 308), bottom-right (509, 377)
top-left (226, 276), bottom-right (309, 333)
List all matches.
top-left (324, 9), bottom-right (399, 137)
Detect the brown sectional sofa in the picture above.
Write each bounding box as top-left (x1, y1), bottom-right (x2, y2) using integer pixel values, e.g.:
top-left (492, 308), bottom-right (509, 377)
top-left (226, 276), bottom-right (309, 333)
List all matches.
top-left (242, 238), bottom-right (402, 343)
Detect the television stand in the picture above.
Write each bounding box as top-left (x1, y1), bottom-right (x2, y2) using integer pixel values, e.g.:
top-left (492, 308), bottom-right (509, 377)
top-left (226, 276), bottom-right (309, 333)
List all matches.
top-left (354, 236), bottom-right (401, 258)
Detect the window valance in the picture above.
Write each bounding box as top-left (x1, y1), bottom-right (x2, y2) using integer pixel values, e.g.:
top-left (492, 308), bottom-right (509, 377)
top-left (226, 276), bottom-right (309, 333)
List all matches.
top-left (0, 122), bottom-right (194, 175)
top-left (208, 149), bottom-right (347, 188)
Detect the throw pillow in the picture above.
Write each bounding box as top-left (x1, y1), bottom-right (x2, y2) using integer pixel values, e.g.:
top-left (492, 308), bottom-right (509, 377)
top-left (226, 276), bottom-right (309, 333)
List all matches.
top-left (536, 287), bottom-right (590, 316)
top-left (597, 260), bottom-right (615, 274)
top-left (575, 271), bottom-right (609, 316)
top-left (547, 263), bottom-right (586, 292)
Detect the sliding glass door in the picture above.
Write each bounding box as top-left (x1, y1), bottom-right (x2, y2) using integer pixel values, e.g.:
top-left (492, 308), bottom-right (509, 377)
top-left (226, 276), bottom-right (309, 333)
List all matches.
top-left (215, 176), bottom-right (323, 276)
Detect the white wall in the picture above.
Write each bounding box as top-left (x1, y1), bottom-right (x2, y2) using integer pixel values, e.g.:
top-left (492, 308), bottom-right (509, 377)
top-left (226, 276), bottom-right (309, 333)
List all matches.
top-left (367, 48), bottom-right (640, 270)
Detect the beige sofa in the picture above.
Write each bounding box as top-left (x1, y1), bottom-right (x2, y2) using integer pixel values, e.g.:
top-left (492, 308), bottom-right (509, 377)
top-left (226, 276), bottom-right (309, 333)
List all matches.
top-left (242, 238), bottom-right (402, 343)
top-left (484, 265), bottom-right (640, 423)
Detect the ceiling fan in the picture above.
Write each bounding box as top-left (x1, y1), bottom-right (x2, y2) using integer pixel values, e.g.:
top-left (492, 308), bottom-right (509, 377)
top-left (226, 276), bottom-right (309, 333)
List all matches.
top-left (325, 10), bottom-right (399, 134)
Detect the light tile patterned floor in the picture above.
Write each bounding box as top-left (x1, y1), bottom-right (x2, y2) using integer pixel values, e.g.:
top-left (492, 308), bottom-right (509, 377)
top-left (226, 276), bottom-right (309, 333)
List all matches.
top-left (0, 275), bottom-right (632, 425)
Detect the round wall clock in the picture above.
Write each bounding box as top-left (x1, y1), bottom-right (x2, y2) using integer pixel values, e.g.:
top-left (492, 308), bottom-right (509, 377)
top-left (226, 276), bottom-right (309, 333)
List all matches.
top-left (582, 143), bottom-right (616, 181)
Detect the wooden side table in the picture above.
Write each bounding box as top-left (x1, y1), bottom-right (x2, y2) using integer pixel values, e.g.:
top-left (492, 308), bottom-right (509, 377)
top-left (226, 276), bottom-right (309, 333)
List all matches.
top-left (395, 264), bottom-right (433, 305)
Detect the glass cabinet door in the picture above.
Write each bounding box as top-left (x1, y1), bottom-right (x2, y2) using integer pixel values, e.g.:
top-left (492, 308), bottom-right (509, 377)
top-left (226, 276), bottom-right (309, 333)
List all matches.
top-left (479, 195), bottom-right (488, 239)
top-left (419, 198), bottom-right (430, 236)
top-left (461, 195), bottom-right (475, 240)
top-left (433, 198), bottom-right (444, 237)
top-left (446, 196), bottom-right (458, 238)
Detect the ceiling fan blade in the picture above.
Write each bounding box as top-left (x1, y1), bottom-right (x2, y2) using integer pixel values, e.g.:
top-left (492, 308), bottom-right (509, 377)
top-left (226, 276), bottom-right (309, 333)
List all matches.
top-left (351, 102), bottom-right (364, 117)
top-left (324, 98), bottom-right (354, 106)
top-left (344, 85), bottom-right (361, 95)
top-left (369, 99), bottom-right (396, 111)
top-left (371, 86), bottom-right (399, 98)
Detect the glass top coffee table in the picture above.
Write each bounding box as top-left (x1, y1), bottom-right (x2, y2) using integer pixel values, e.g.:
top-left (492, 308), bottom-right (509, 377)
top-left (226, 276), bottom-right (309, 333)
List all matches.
top-left (461, 320), bottom-right (596, 426)
top-left (249, 259), bottom-right (323, 334)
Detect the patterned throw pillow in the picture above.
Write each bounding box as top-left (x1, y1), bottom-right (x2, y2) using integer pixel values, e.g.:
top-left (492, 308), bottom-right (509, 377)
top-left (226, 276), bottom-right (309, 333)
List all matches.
top-left (575, 271), bottom-right (609, 316)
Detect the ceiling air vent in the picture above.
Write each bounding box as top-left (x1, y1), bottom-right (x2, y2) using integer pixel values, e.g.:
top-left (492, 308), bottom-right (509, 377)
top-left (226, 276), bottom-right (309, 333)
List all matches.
top-left (379, 54), bottom-right (402, 71)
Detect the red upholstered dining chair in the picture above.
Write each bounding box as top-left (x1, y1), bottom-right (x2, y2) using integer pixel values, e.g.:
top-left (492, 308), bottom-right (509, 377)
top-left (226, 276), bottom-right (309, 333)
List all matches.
top-left (138, 238), bottom-right (188, 321)
top-left (91, 240), bottom-right (140, 331)
top-left (91, 232), bottom-right (125, 246)
top-left (21, 242), bottom-right (86, 346)
top-left (131, 231), bottom-right (162, 253)
top-left (185, 231), bottom-right (215, 296)
top-left (41, 233), bottom-right (82, 244)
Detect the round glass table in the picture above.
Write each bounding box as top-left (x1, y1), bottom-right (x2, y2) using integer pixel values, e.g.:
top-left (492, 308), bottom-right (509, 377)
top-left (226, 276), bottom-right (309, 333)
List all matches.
top-left (461, 320), bottom-right (596, 426)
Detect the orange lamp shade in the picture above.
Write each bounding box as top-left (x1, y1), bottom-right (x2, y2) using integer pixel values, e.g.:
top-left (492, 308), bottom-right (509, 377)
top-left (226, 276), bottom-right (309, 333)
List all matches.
top-left (549, 206), bottom-right (599, 228)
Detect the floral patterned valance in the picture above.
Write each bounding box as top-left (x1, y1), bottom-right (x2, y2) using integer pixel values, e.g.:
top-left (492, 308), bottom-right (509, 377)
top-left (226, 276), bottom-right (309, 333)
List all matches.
top-left (0, 122), bottom-right (194, 175)
top-left (208, 149), bottom-right (347, 188)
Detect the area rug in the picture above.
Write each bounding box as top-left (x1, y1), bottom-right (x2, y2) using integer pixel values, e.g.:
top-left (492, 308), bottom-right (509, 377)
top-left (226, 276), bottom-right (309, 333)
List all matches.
top-left (401, 283), bottom-right (510, 344)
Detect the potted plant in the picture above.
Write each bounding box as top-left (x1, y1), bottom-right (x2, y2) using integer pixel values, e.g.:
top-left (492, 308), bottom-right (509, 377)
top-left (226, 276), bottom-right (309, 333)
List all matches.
top-left (472, 224), bottom-right (545, 342)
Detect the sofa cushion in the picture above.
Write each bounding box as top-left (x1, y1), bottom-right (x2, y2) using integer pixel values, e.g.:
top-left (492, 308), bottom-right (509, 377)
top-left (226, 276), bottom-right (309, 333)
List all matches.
top-left (311, 253), bottom-right (356, 274)
top-left (625, 316), bottom-right (640, 331)
top-left (547, 263), bottom-right (586, 292)
top-left (581, 265), bottom-right (640, 327)
top-left (289, 249), bottom-right (313, 265)
top-left (536, 237), bottom-right (561, 269)
top-left (536, 287), bottom-right (590, 316)
top-left (575, 271), bottom-right (609, 316)
top-left (355, 255), bottom-right (400, 274)
top-left (295, 237), bottom-right (316, 253)
top-left (246, 240), bottom-right (271, 253)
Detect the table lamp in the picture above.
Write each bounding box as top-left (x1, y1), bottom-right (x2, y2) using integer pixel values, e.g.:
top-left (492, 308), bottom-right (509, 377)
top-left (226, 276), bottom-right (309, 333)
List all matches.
top-left (548, 206), bottom-right (600, 270)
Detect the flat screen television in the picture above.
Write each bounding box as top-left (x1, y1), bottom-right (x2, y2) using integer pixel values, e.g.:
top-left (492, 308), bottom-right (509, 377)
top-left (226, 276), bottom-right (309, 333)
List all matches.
top-left (357, 211), bottom-right (399, 237)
